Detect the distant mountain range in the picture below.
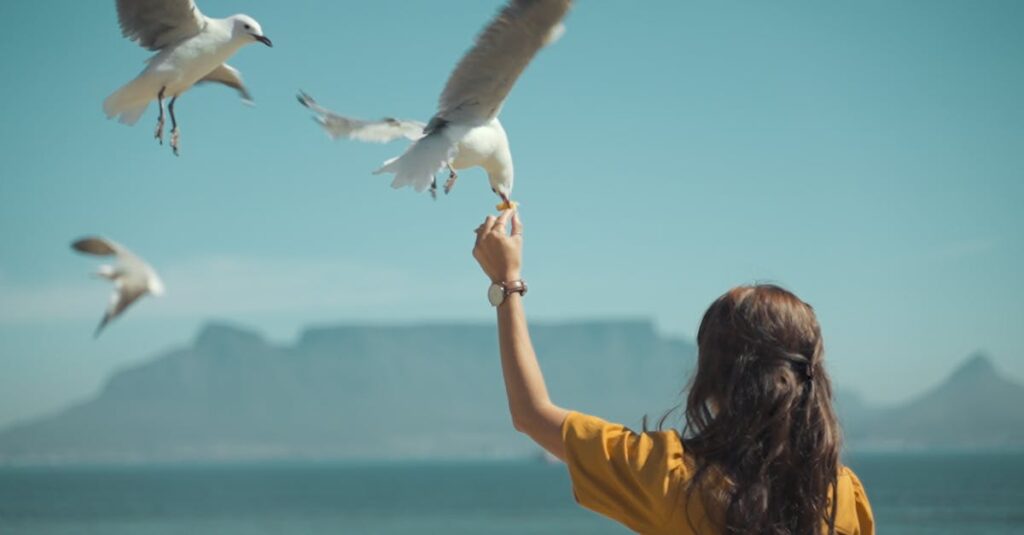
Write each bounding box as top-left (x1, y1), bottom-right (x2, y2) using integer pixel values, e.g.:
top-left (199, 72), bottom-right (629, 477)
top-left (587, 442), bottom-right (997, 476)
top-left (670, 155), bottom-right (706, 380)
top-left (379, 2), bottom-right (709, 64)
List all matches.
top-left (0, 322), bottom-right (1020, 464)
top-left (840, 353), bottom-right (1024, 450)
top-left (0, 321), bottom-right (693, 463)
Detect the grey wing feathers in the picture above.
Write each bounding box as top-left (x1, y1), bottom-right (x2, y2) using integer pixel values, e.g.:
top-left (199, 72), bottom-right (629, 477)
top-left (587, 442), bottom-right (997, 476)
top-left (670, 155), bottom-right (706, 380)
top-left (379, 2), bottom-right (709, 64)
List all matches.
top-left (95, 288), bottom-right (145, 338)
top-left (71, 236), bottom-right (146, 271)
top-left (199, 64), bottom-right (253, 103)
top-left (297, 92), bottom-right (426, 143)
top-left (115, 0), bottom-right (206, 51)
top-left (72, 237), bottom-right (121, 257)
top-left (438, 0), bottom-right (572, 124)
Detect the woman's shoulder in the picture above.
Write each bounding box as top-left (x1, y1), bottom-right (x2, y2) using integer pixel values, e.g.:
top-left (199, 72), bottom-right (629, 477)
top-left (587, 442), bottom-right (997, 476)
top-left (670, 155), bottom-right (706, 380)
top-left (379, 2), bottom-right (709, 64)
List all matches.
top-left (838, 465), bottom-right (870, 502)
top-left (834, 466), bottom-right (875, 535)
top-left (561, 412), bottom-right (693, 533)
top-left (562, 411), bottom-right (687, 467)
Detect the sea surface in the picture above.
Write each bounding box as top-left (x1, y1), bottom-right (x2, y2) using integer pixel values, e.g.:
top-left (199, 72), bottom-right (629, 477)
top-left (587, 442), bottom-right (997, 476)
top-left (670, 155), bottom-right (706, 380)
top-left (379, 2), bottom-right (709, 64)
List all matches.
top-left (1, 453), bottom-right (1021, 534)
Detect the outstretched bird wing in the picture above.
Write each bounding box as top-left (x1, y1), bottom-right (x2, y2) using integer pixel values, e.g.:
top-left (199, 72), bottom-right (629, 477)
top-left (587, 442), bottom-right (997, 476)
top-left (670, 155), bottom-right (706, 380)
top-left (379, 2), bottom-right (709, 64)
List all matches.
top-left (72, 236), bottom-right (152, 280)
top-left (115, 0), bottom-right (207, 51)
top-left (95, 285), bottom-right (147, 338)
top-left (297, 92), bottom-right (426, 143)
top-left (437, 0), bottom-right (571, 126)
top-left (72, 236), bottom-right (122, 257)
top-left (199, 64), bottom-right (253, 104)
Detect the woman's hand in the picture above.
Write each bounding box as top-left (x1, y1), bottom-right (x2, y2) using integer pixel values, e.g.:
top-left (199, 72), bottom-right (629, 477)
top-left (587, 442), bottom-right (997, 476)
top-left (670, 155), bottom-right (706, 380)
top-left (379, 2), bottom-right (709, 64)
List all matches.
top-left (473, 209), bottom-right (523, 283)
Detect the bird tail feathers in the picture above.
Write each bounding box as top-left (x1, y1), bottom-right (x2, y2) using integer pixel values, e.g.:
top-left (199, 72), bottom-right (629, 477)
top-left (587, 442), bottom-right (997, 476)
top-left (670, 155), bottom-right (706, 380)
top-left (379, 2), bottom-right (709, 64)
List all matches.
top-left (372, 131), bottom-right (455, 193)
top-left (103, 83), bottom-right (151, 126)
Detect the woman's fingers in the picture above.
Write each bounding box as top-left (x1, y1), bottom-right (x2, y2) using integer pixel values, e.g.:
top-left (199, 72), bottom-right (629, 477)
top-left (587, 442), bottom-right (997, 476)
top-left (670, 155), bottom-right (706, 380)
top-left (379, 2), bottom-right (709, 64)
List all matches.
top-left (472, 210), bottom-right (523, 283)
top-left (493, 210), bottom-right (514, 234)
top-left (510, 212), bottom-right (523, 237)
top-left (480, 215), bottom-right (498, 235)
top-left (475, 224), bottom-right (488, 247)
top-left (475, 210), bottom-right (518, 251)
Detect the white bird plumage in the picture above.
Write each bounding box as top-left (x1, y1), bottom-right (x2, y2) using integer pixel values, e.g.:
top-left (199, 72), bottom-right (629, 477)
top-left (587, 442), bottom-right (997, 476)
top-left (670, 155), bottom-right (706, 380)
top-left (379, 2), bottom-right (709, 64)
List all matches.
top-left (299, 0), bottom-right (571, 208)
top-left (103, 0), bottom-right (272, 155)
top-left (71, 237), bottom-right (165, 338)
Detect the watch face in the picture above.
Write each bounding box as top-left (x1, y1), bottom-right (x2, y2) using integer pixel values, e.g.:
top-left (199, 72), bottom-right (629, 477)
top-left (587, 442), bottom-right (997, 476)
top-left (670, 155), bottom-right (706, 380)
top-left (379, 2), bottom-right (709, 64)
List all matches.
top-left (487, 284), bottom-right (505, 306)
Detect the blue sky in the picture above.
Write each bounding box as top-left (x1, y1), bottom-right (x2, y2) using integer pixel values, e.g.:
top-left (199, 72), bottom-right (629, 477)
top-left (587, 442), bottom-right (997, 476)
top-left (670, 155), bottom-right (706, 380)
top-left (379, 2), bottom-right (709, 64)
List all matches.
top-left (0, 0), bottom-right (1021, 427)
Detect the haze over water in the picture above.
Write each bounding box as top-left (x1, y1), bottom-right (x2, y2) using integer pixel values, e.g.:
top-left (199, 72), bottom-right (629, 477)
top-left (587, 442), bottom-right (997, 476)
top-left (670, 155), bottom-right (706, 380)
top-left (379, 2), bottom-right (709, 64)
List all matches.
top-left (2, 454), bottom-right (1022, 535)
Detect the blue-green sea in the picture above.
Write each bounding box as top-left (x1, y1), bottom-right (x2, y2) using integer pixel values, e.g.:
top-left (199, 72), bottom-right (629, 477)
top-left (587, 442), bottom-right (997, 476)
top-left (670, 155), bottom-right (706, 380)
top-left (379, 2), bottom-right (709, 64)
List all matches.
top-left (1, 453), bottom-right (1021, 534)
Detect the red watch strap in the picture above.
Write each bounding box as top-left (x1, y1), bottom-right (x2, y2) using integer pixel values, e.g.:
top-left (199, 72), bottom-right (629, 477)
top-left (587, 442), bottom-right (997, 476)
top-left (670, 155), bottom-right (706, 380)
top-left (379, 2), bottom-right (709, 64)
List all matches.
top-left (502, 280), bottom-right (528, 297)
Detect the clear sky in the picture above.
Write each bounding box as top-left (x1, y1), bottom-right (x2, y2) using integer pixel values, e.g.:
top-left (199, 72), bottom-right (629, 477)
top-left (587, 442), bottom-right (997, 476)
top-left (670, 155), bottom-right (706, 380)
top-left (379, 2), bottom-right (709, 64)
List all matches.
top-left (0, 0), bottom-right (1021, 427)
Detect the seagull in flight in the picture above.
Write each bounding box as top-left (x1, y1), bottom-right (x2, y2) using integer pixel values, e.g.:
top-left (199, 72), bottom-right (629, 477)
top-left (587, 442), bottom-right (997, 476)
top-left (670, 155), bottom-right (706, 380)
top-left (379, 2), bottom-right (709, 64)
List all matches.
top-left (71, 237), bottom-right (165, 338)
top-left (299, 0), bottom-right (572, 210)
top-left (103, 0), bottom-right (272, 156)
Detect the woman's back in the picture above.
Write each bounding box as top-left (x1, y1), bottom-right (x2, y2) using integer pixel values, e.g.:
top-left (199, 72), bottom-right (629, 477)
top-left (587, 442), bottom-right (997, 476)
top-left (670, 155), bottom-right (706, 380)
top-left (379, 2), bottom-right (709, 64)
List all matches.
top-left (562, 411), bottom-right (874, 535)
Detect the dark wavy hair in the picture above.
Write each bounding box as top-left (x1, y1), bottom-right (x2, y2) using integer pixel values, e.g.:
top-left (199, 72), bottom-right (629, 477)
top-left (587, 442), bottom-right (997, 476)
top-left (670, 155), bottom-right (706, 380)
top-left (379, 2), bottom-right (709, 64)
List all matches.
top-left (680, 284), bottom-right (841, 535)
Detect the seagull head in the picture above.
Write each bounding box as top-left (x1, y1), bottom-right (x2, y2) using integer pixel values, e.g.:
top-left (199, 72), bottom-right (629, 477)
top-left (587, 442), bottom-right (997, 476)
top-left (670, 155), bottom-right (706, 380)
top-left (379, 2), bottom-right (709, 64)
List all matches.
top-left (229, 15), bottom-right (272, 48)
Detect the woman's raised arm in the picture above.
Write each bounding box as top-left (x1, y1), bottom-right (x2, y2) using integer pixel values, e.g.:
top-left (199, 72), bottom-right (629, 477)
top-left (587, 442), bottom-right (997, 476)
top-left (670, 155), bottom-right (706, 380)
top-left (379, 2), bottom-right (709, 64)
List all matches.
top-left (473, 210), bottom-right (569, 460)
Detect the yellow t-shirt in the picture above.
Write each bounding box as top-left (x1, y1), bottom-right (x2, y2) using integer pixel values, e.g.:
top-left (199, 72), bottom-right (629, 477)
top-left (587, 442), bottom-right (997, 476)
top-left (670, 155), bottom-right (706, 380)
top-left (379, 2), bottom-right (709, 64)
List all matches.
top-left (562, 411), bottom-right (874, 535)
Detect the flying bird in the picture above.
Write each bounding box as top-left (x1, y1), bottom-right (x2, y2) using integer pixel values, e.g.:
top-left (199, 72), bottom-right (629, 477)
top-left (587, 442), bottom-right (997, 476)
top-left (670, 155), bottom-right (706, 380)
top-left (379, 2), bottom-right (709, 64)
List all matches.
top-left (103, 0), bottom-right (273, 155)
top-left (298, 0), bottom-right (572, 210)
top-left (71, 237), bottom-right (165, 338)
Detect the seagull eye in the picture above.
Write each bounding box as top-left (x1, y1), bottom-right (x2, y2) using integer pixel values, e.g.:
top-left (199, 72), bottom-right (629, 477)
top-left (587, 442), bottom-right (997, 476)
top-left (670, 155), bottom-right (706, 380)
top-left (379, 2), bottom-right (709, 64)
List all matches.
top-left (244, 24), bottom-right (251, 30)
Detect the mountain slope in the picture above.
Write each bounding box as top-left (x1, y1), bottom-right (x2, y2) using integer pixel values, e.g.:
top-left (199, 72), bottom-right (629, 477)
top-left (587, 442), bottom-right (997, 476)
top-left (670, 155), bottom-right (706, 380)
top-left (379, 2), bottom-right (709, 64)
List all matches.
top-left (844, 353), bottom-right (1024, 449)
top-left (2, 323), bottom-right (1020, 463)
top-left (0, 321), bottom-right (695, 463)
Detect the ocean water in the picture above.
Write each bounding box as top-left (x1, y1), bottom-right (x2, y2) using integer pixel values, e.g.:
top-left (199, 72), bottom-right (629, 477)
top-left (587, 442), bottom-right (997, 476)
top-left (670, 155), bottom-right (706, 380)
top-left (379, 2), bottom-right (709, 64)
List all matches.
top-left (1, 453), bottom-right (1021, 534)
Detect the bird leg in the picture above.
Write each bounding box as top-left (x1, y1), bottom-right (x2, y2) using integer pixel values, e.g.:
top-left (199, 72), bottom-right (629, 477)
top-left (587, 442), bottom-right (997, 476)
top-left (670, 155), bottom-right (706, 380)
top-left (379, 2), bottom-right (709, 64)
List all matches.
top-left (169, 96), bottom-right (181, 156)
top-left (443, 164), bottom-right (459, 195)
top-left (429, 177), bottom-right (438, 200)
top-left (154, 87), bottom-right (166, 145)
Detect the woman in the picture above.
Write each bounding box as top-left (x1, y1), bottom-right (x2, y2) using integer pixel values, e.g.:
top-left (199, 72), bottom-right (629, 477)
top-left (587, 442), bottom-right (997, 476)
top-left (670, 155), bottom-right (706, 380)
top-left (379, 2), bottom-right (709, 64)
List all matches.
top-left (472, 210), bottom-right (874, 535)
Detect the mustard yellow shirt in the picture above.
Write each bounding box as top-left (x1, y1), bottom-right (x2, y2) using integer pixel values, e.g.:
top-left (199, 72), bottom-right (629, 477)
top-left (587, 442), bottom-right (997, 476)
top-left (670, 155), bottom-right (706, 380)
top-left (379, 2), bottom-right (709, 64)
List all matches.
top-left (562, 411), bottom-right (874, 535)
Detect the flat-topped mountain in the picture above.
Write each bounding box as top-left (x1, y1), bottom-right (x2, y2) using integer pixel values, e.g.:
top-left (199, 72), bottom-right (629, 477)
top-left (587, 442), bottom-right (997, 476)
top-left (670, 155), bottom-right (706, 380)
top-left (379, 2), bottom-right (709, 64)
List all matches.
top-left (0, 321), bottom-right (694, 463)
top-left (1, 323), bottom-right (1020, 463)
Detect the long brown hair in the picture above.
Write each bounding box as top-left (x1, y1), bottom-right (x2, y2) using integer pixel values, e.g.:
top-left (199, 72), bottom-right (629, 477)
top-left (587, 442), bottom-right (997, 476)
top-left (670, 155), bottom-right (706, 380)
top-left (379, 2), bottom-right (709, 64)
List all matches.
top-left (681, 285), bottom-right (841, 535)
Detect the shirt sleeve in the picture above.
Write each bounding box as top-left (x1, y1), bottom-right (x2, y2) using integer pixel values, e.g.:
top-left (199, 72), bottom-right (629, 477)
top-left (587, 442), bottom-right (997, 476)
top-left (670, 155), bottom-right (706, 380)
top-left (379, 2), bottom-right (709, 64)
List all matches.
top-left (848, 469), bottom-right (874, 535)
top-left (561, 411), bottom-right (688, 533)
top-left (834, 467), bottom-right (875, 535)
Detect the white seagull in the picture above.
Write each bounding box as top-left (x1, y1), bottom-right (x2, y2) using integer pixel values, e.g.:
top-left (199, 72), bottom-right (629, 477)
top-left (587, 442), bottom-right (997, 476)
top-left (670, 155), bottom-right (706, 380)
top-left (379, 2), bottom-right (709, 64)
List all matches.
top-left (71, 237), bottom-right (165, 338)
top-left (298, 0), bottom-right (572, 209)
top-left (103, 0), bottom-right (272, 155)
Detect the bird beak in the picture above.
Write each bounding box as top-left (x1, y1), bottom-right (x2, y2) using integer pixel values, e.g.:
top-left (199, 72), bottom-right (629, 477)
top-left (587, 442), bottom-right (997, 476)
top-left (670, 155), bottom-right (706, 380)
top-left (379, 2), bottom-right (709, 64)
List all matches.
top-left (254, 35), bottom-right (273, 47)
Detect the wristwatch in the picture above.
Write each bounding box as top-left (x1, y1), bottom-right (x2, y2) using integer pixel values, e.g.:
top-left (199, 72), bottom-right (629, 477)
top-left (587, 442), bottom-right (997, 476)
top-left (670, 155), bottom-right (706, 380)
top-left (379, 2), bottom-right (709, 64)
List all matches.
top-left (488, 280), bottom-right (528, 307)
